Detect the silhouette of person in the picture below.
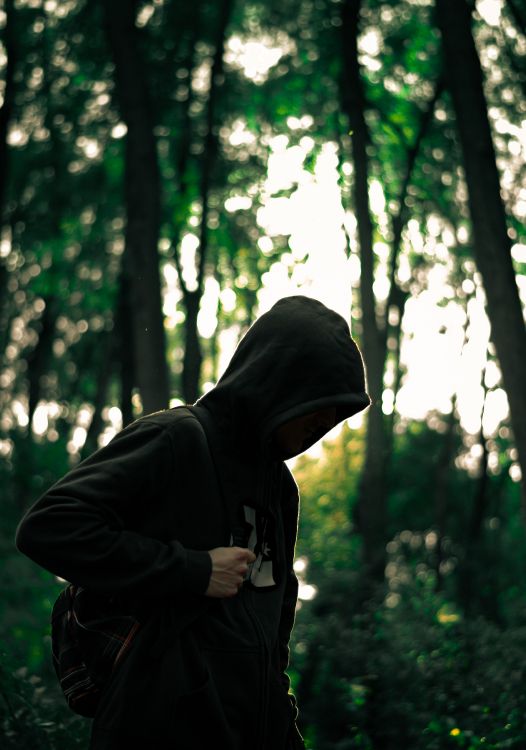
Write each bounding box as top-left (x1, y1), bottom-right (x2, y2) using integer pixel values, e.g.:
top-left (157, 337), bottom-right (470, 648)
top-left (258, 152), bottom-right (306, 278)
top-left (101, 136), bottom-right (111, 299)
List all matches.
top-left (16, 295), bottom-right (370, 749)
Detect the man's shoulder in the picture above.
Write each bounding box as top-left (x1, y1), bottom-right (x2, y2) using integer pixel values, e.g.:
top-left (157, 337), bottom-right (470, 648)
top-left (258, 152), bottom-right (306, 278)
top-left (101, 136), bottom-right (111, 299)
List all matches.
top-left (137, 405), bottom-right (195, 428)
top-left (135, 406), bottom-right (208, 445)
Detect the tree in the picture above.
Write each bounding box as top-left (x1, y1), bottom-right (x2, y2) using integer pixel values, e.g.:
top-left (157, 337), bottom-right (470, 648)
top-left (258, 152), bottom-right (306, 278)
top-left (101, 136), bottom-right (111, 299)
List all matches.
top-left (436, 0), bottom-right (526, 510)
top-left (174, 0), bottom-right (234, 404)
top-left (339, 0), bottom-right (387, 582)
top-left (103, 0), bottom-right (169, 414)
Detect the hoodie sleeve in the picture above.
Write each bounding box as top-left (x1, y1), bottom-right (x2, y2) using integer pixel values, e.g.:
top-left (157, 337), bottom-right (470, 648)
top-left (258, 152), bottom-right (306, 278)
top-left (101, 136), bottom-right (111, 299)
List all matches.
top-left (14, 416), bottom-right (212, 597)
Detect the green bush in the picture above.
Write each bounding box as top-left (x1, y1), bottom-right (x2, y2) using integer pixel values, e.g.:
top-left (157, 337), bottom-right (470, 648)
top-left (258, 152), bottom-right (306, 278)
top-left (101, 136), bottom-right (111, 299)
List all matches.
top-left (293, 576), bottom-right (526, 750)
top-left (0, 644), bottom-right (90, 750)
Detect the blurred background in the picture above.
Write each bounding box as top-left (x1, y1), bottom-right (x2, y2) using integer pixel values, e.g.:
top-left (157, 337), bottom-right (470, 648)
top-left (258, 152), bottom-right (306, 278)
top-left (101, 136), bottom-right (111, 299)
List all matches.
top-left (1, 0), bottom-right (526, 747)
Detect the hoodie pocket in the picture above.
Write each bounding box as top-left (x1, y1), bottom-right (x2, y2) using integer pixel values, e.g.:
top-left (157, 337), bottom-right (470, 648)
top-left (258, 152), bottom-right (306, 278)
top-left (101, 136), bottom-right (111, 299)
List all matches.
top-left (174, 668), bottom-right (236, 748)
top-left (196, 647), bottom-right (263, 749)
top-left (93, 620), bottom-right (207, 733)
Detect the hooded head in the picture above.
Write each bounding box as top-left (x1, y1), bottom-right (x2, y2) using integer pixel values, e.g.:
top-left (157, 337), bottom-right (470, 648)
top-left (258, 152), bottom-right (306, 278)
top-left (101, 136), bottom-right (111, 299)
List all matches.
top-left (197, 295), bottom-right (370, 459)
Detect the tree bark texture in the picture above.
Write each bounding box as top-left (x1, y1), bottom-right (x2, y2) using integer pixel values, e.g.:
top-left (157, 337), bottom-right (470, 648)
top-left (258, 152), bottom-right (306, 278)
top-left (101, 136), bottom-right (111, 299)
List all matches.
top-left (341, 0), bottom-right (387, 581)
top-left (104, 0), bottom-right (169, 415)
top-left (436, 0), bottom-right (526, 509)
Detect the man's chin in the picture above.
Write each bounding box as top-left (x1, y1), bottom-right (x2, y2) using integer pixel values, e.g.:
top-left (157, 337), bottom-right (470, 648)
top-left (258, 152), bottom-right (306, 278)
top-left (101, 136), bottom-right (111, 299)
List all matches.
top-left (300, 427), bottom-right (326, 454)
top-left (269, 439), bottom-right (302, 461)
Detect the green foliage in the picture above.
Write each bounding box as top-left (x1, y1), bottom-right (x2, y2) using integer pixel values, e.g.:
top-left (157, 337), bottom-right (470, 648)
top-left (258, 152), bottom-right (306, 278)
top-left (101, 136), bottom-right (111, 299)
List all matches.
top-left (1, 481), bottom-right (89, 747)
top-left (0, 650), bottom-right (90, 750)
top-left (294, 578), bottom-right (526, 750)
top-left (292, 420), bottom-right (526, 749)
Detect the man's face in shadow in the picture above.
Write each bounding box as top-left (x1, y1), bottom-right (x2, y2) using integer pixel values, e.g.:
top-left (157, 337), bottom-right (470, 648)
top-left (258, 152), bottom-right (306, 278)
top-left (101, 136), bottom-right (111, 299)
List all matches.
top-left (272, 406), bottom-right (337, 459)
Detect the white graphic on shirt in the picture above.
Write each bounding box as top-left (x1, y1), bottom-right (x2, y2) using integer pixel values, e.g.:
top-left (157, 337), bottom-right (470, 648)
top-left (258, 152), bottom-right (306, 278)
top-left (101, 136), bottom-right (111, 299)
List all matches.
top-left (243, 505), bottom-right (276, 588)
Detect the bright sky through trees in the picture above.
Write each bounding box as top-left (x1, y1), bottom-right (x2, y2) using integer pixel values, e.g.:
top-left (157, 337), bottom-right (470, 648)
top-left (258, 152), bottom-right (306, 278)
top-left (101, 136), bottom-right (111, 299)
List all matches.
top-left (180, 130), bottom-right (504, 446)
top-left (153, 0), bottom-right (523, 459)
top-left (4, 0), bottom-right (523, 470)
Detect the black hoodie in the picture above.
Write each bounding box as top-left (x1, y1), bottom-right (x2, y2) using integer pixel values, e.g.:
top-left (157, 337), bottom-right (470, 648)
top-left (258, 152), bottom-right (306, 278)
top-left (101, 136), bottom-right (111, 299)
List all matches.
top-left (15, 295), bottom-right (369, 750)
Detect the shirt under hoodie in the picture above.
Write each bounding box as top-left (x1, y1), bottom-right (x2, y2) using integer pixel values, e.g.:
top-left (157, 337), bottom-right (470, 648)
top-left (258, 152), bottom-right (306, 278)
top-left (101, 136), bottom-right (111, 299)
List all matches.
top-left (15, 295), bottom-right (370, 750)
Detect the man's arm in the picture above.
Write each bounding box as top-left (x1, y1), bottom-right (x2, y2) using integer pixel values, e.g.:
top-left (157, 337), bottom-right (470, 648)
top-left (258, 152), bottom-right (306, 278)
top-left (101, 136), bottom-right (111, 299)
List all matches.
top-left (15, 417), bottom-right (212, 598)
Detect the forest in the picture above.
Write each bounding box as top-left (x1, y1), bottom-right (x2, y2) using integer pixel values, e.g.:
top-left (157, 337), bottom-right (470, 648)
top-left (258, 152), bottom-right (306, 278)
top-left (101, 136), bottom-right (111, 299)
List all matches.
top-left (1, 0), bottom-right (526, 747)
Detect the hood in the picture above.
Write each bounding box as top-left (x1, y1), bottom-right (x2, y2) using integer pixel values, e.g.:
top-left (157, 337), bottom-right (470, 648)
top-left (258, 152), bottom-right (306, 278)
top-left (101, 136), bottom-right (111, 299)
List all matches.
top-left (196, 295), bottom-right (370, 457)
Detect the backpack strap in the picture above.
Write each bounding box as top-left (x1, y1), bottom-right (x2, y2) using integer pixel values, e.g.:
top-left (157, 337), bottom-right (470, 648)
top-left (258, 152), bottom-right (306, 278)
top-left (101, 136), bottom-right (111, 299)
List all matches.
top-left (149, 407), bottom-right (220, 659)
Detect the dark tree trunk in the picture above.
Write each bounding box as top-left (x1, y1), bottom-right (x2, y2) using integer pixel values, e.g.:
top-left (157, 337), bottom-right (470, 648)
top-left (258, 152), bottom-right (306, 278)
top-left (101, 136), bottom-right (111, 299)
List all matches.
top-left (468, 388), bottom-right (491, 549)
top-left (384, 287), bottom-right (408, 449)
top-left (341, 3), bottom-right (442, 581)
top-left (104, 0), bottom-right (169, 415)
top-left (25, 297), bottom-right (57, 424)
top-left (81, 333), bottom-right (114, 460)
top-left (0, 0), bottom-right (16, 348)
top-left (167, 7), bottom-right (200, 264)
top-left (180, 0), bottom-right (232, 404)
top-left (457, 370), bottom-right (501, 621)
top-left (181, 290), bottom-right (202, 404)
top-left (0, 0), bottom-right (15, 219)
top-left (507, 0), bottom-right (525, 35)
top-left (24, 12), bottom-right (70, 420)
top-left (384, 80), bottom-right (442, 453)
top-left (341, 0), bottom-right (387, 581)
top-left (436, 0), bottom-right (526, 510)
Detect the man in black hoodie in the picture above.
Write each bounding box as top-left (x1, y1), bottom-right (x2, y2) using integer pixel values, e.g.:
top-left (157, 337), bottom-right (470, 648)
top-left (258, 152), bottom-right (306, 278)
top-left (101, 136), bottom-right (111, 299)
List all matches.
top-left (15, 295), bottom-right (370, 750)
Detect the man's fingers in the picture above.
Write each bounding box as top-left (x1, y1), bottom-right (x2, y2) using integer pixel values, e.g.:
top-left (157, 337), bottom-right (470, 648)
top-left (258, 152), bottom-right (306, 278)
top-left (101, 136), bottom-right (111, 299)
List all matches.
top-left (205, 547), bottom-right (257, 598)
top-left (231, 545), bottom-right (256, 561)
top-left (240, 548), bottom-right (256, 563)
top-left (213, 546), bottom-right (256, 564)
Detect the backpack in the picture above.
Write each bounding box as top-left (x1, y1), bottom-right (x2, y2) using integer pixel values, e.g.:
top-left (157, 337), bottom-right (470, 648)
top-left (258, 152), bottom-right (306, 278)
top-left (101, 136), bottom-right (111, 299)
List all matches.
top-left (49, 409), bottom-right (219, 718)
top-left (51, 583), bottom-right (142, 717)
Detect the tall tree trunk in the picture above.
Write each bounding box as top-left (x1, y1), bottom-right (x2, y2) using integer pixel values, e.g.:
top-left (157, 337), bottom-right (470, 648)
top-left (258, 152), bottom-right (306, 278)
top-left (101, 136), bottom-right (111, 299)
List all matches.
top-left (340, 5), bottom-right (441, 581)
top-left (0, 0), bottom-right (16, 349)
top-left (24, 13), bottom-right (65, 423)
top-left (0, 0), bottom-right (15, 219)
top-left (81, 332), bottom-right (114, 460)
top-left (436, 0), bottom-right (526, 510)
top-left (384, 79), bottom-right (443, 453)
top-left (104, 0), bottom-right (169, 415)
top-left (457, 365), bottom-right (501, 621)
top-left (181, 290), bottom-right (202, 404)
top-left (341, 0), bottom-right (386, 582)
top-left (26, 296), bottom-right (57, 424)
top-left (179, 0), bottom-right (232, 404)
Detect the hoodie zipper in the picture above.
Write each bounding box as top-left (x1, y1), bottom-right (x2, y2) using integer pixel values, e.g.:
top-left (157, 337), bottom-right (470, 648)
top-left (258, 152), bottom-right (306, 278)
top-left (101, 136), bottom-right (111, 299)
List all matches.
top-left (240, 585), bottom-right (269, 750)
top-left (241, 459), bottom-right (278, 750)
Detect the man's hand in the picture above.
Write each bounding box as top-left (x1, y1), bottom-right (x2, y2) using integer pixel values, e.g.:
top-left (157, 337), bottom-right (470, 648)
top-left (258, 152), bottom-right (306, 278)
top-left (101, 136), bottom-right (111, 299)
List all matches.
top-left (205, 546), bottom-right (257, 598)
